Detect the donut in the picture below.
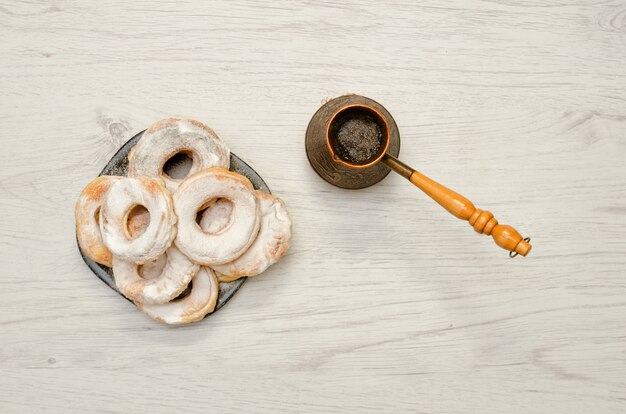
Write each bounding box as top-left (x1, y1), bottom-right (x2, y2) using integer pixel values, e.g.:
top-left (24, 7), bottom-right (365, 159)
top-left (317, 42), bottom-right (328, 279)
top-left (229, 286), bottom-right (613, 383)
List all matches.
top-left (100, 176), bottom-right (177, 264)
top-left (173, 168), bottom-right (260, 265)
top-left (112, 246), bottom-right (199, 304)
top-left (76, 176), bottom-right (122, 267)
top-left (128, 118), bottom-right (230, 192)
top-left (137, 267), bottom-right (219, 325)
top-left (211, 191), bottom-right (291, 279)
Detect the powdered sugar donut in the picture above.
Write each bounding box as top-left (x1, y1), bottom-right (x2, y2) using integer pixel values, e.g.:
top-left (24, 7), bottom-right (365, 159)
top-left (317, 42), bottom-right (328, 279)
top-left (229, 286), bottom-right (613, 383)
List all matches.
top-left (211, 191), bottom-right (291, 279)
top-left (128, 118), bottom-right (230, 192)
top-left (100, 176), bottom-right (176, 264)
top-left (75, 176), bottom-right (122, 267)
top-left (173, 168), bottom-right (260, 265)
top-left (113, 246), bottom-right (199, 304)
top-left (137, 267), bottom-right (219, 325)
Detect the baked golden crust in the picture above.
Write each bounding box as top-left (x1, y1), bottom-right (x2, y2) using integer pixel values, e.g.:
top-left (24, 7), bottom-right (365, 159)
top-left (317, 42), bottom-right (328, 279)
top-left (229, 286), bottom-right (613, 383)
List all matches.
top-left (75, 176), bottom-right (122, 267)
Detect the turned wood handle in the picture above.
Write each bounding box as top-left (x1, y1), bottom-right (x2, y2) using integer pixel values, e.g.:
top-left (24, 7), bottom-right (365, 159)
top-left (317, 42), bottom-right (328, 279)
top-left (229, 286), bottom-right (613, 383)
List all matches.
top-left (382, 154), bottom-right (532, 256)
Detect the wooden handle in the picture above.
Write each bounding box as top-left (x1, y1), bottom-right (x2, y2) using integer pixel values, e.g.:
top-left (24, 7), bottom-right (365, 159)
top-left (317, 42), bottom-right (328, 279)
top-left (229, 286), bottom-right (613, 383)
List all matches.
top-left (382, 154), bottom-right (532, 256)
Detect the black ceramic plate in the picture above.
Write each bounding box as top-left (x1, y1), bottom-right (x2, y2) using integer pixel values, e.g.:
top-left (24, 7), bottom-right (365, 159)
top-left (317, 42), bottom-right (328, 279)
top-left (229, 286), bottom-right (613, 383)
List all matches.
top-left (78, 130), bottom-right (270, 316)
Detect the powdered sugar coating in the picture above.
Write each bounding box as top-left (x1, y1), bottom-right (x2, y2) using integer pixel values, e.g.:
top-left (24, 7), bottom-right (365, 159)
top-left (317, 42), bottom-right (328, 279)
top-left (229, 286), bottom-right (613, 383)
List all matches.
top-left (128, 118), bottom-right (230, 192)
top-left (211, 191), bottom-right (291, 279)
top-left (173, 168), bottom-right (260, 265)
top-left (100, 176), bottom-right (177, 264)
top-left (137, 267), bottom-right (219, 325)
top-left (113, 246), bottom-right (199, 305)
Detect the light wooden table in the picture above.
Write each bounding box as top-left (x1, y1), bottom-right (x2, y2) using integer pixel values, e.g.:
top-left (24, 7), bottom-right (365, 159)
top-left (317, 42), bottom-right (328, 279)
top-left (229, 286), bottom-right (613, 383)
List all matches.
top-left (1, 1), bottom-right (625, 413)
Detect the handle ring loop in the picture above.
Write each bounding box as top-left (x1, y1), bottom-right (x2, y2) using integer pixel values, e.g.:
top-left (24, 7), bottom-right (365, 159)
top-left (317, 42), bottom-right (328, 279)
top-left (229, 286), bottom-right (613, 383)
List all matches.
top-left (509, 237), bottom-right (531, 258)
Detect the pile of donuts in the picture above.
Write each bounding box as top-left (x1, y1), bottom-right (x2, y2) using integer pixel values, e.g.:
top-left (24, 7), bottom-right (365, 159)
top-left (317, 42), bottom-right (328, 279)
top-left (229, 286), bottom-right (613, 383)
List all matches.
top-left (76, 118), bottom-right (292, 325)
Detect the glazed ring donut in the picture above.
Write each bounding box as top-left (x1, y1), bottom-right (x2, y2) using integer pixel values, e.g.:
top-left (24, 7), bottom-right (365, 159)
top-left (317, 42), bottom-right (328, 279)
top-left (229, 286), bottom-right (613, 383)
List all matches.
top-left (75, 176), bottom-right (122, 267)
top-left (113, 246), bottom-right (199, 305)
top-left (173, 168), bottom-right (260, 265)
top-left (211, 191), bottom-right (292, 279)
top-left (100, 176), bottom-right (177, 264)
top-left (137, 267), bottom-right (219, 325)
top-left (128, 118), bottom-right (230, 192)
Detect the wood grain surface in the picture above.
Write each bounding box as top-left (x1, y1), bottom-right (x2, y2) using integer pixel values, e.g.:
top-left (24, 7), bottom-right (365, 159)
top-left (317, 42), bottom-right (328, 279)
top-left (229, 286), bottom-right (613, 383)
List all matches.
top-left (1, 1), bottom-right (625, 413)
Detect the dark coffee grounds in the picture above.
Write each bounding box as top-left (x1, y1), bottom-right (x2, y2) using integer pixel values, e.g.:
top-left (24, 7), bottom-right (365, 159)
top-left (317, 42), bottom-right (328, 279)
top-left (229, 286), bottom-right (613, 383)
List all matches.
top-left (335, 114), bottom-right (383, 165)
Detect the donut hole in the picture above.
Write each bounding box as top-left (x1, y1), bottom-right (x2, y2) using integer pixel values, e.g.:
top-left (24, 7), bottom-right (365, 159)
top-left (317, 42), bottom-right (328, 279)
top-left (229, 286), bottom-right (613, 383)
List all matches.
top-left (125, 205), bottom-right (150, 239)
top-left (137, 254), bottom-right (167, 280)
top-left (195, 198), bottom-right (235, 234)
top-left (94, 207), bottom-right (101, 225)
top-left (163, 150), bottom-right (193, 180)
top-left (172, 281), bottom-right (193, 301)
